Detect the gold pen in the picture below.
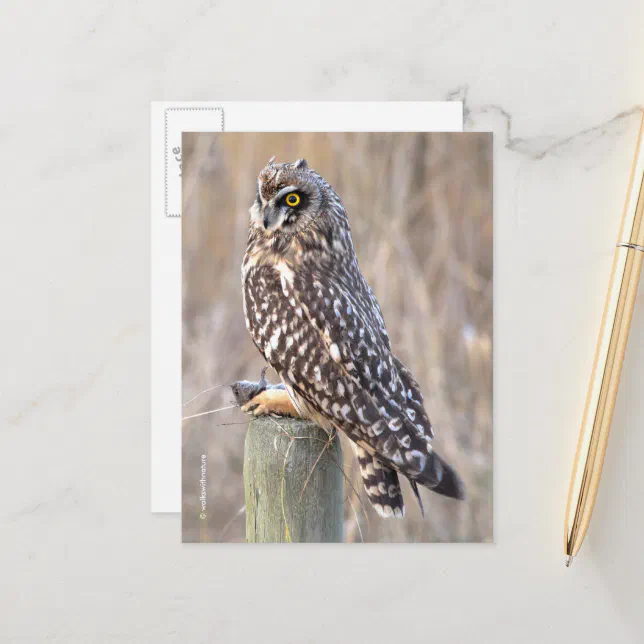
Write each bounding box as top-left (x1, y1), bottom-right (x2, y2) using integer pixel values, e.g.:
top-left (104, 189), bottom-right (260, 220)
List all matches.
top-left (564, 113), bottom-right (644, 567)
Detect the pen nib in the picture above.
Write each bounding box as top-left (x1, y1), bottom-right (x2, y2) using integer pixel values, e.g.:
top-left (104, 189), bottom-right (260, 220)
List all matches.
top-left (565, 555), bottom-right (574, 568)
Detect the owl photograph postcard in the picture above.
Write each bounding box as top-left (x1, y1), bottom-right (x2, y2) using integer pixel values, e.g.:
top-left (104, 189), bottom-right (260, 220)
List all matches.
top-left (181, 132), bottom-right (492, 543)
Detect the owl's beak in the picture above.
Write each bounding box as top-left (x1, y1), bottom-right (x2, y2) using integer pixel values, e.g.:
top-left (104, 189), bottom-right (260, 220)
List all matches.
top-left (262, 206), bottom-right (280, 231)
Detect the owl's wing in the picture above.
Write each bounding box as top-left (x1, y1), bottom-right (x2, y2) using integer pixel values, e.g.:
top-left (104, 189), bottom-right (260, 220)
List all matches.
top-left (391, 355), bottom-right (434, 439)
top-left (272, 266), bottom-right (463, 499)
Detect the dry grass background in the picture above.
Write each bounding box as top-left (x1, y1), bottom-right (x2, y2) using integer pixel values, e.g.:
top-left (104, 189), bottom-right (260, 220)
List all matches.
top-left (182, 132), bottom-right (492, 543)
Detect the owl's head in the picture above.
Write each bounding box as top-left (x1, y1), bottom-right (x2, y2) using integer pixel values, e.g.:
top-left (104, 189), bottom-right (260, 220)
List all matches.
top-left (250, 158), bottom-right (331, 235)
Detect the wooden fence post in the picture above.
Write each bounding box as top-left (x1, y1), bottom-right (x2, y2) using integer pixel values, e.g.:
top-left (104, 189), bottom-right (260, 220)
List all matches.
top-left (244, 417), bottom-right (344, 543)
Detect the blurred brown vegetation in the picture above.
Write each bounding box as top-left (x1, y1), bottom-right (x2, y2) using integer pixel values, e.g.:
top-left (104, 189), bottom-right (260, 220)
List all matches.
top-left (182, 132), bottom-right (492, 543)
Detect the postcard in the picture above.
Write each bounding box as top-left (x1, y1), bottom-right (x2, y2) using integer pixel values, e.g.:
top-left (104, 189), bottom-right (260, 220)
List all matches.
top-left (181, 131), bottom-right (492, 542)
top-left (151, 102), bottom-right (464, 512)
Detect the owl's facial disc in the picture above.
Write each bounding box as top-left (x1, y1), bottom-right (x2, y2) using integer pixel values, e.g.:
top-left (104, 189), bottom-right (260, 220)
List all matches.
top-left (251, 181), bottom-right (318, 235)
top-left (261, 185), bottom-right (312, 232)
top-left (250, 159), bottom-right (324, 236)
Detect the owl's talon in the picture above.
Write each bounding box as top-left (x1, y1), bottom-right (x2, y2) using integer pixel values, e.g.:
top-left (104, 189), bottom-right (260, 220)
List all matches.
top-left (240, 387), bottom-right (299, 418)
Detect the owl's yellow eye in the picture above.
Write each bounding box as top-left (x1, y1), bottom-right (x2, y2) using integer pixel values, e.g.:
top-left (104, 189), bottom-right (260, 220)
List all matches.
top-left (285, 193), bottom-right (300, 207)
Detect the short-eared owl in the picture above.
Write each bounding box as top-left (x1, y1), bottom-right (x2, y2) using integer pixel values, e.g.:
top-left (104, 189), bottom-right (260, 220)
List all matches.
top-left (242, 158), bottom-right (464, 517)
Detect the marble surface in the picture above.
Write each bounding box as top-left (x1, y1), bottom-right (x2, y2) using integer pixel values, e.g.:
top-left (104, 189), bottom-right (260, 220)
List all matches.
top-left (1, 1), bottom-right (643, 642)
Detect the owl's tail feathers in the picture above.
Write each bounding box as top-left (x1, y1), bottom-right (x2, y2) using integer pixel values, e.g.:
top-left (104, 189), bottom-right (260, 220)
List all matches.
top-left (355, 446), bottom-right (405, 518)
